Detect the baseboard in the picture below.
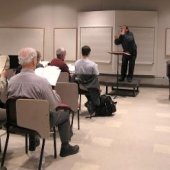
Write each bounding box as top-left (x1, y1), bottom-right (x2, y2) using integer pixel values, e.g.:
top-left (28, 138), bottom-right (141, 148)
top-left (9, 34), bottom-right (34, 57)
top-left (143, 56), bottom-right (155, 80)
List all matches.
top-left (99, 73), bottom-right (155, 78)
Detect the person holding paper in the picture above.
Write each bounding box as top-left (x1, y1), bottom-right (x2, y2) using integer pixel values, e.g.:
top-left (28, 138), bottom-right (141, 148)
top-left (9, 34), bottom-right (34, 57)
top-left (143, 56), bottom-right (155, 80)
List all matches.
top-left (0, 55), bottom-right (9, 92)
top-left (8, 47), bottom-right (79, 156)
top-left (0, 79), bottom-right (7, 169)
top-left (0, 56), bottom-right (10, 140)
top-left (115, 25), bottom-right (137, 82)
top-left (0, 70), bottom-right (7, 123)
top-left (0, 70), bottom-right (7, 93)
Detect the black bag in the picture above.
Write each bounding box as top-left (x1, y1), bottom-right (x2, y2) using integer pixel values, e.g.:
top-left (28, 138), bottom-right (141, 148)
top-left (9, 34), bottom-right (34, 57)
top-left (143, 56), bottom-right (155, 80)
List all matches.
top-left (95, 95), bottom-right (117, 116)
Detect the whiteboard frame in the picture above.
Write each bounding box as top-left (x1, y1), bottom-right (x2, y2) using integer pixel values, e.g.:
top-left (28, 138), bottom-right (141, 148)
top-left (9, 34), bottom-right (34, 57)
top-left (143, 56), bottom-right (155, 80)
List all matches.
top-left (165, 28), bottom-right (170, 56)
top-left (80, 26), bottom-right (113, 64)
top-left (0, 26), bottom-right (45, 59)
top-left (53, 28), bottom-right (77, 62)
top-left (128, 26), bottom-right (155, 65)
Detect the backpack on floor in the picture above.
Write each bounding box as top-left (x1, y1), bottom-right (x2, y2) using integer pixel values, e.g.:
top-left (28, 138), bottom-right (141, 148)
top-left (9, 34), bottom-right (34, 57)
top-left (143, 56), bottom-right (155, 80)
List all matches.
top-left (95, 95), bottom-right (117, 116)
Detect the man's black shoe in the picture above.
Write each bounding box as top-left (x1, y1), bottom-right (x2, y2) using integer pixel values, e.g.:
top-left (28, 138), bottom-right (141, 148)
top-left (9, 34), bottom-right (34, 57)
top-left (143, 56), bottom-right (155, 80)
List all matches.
top-left (29, 134), bottom-right (40, 151)
top-left (84, 101), bottom-right (89, 108)
top-left (85, 101), bottom-right (94, 115)
top-left (60, 144), bottom-right (79, 157)
top-left (118, 77), bottom-right (125, 82)
top-left (127, 77), bottom-right (132, 82)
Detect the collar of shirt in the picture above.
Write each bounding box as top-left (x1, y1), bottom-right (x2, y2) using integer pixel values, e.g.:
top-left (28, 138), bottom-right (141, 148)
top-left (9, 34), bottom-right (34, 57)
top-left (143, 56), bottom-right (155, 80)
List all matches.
top-left (21, 68), bottom-right (34, 73)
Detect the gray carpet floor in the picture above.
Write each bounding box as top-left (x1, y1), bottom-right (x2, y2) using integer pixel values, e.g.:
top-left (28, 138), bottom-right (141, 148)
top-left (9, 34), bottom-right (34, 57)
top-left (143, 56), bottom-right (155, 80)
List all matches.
top-left (1, 86), bottom-right (170, 170)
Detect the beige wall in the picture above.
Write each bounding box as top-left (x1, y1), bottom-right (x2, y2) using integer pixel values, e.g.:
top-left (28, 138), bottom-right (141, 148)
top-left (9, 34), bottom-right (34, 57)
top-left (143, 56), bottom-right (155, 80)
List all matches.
top-left (0, 0), bottom-right (170, 77)
top-left (115, 11), bottom-right (158, 76)
top-left (0, 0), bottom-right (77, 61)
top-left (78, 11), bottom-right (115, 74)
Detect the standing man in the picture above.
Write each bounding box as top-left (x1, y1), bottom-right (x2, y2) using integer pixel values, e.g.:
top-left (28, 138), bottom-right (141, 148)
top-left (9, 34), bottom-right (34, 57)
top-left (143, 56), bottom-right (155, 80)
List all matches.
top-left (8, 47), bottom-right (79, 157)
top-left (115, 25), bottom-right (137, 82)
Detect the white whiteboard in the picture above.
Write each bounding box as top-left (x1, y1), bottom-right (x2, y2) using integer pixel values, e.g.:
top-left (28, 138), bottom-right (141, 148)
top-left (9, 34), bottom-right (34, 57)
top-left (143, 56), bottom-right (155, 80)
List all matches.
top-left (166, 28), bottom-right (170, 56)
top-left (54, 28), bottom-right (77, 61)
top-left (0, 27), bottom-right (44, 56)
top-left (130, 27), bottom-right (155, 64)
top-left (80, 27), bottom-right (113, 63)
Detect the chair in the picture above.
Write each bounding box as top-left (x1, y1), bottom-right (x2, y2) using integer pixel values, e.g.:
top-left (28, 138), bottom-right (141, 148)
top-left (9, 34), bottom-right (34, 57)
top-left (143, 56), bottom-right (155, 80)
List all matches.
top-left (74, 74), bottom-right (100, 114)
top-left (1, 98), bottom-right (57, 170)
top-left (57, 72), bottom-right (69, 82)
top-left (55, 82), bottom-right (80, 129)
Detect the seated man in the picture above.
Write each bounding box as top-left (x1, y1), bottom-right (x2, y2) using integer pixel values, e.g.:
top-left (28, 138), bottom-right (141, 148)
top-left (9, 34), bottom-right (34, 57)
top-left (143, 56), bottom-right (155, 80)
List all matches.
top-left (8, 47), bottom-right (79, 157)
top-left (75, 45), bottom-right (100, 115)
top-left (49, 48), bottom-right (71, 79)
top-left (36, 50), bottom-right (44, 68)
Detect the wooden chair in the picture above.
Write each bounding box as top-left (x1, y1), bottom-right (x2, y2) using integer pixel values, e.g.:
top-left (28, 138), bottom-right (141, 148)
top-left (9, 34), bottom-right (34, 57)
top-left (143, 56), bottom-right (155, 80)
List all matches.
top-left (1, 98), bottom-right (57, 170)
top-left (57, 72), bottom-right (69, 82)
top-left (55, 82), bottom-right (80, 129)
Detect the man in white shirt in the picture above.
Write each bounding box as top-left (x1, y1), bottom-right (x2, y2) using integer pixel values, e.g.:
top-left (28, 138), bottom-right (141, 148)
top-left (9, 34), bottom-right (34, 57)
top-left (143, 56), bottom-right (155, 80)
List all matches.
top-left (75, 45), bottom-right (100, 115)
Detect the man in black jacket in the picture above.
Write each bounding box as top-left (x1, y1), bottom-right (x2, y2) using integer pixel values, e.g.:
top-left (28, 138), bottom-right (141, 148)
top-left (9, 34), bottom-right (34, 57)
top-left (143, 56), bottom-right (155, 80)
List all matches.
top-left (115, 25), bottom-right (137, 82)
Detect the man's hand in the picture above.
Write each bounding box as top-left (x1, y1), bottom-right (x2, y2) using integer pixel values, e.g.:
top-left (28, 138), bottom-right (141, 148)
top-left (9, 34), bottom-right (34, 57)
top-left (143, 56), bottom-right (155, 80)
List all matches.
top-left (120, 28), bottom-right (125, 35)
top-left (114, 35), bottom-right (119, 39)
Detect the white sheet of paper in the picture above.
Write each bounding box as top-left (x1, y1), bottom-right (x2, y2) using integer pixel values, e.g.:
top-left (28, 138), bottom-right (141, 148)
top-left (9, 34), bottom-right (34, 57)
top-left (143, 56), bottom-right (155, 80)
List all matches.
top-left (39, 60), bottom-right (49, 67)
top-left (68, 64), bottom-right (75, 73)
top-left (35, 66), bottom-right (61, 86)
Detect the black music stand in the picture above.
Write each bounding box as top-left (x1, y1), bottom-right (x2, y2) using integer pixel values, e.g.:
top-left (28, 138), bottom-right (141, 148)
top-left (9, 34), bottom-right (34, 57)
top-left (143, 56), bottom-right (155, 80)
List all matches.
top-left (108, 51), bottom-right (130, 98)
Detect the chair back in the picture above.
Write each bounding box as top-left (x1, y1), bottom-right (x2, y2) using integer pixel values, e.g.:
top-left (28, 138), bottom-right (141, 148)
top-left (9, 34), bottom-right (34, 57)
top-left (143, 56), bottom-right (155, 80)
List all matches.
top-left (74, 74), bottom-right (100, 90)
top-left (16, 99), bottom-right (50, 139)
top-left (57, 72), bottom-right (69, 82)
top-left (6, 98), bottom-right (18, 125)
top-left (55, 82), bottom-right (79, 111)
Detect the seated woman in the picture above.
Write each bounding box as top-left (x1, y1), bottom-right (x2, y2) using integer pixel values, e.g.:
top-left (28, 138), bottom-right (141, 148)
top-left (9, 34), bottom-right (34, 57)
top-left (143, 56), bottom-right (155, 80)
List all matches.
top-left (74, 45), bottom-right (100, 116)
top-left (0, 55), bottom-right (10, 126)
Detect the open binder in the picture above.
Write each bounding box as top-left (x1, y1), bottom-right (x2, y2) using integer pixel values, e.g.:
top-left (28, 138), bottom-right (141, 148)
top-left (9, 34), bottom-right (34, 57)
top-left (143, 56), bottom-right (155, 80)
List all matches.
top-left (35, 66), bottom-right (61, 86)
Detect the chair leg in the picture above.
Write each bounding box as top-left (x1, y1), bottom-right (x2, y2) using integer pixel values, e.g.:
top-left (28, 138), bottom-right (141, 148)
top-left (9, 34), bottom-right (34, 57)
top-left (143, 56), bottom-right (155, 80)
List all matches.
top-left (71, 111), bottom-right (74, 129)
top-left (77, 109), bottom-right (80, 130)
top-left (79, 94), bottom-right (82, 111)
top-left (1, 132), bottom-right (10, 167)
top-left (53, 127), bottom-right (57, 158)
top-left (0, 138), bottom-right (1, 153)
top-left (38, 139), bottom-right (45, 170)
top-left (25, 134), bottom-right (28, 154)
